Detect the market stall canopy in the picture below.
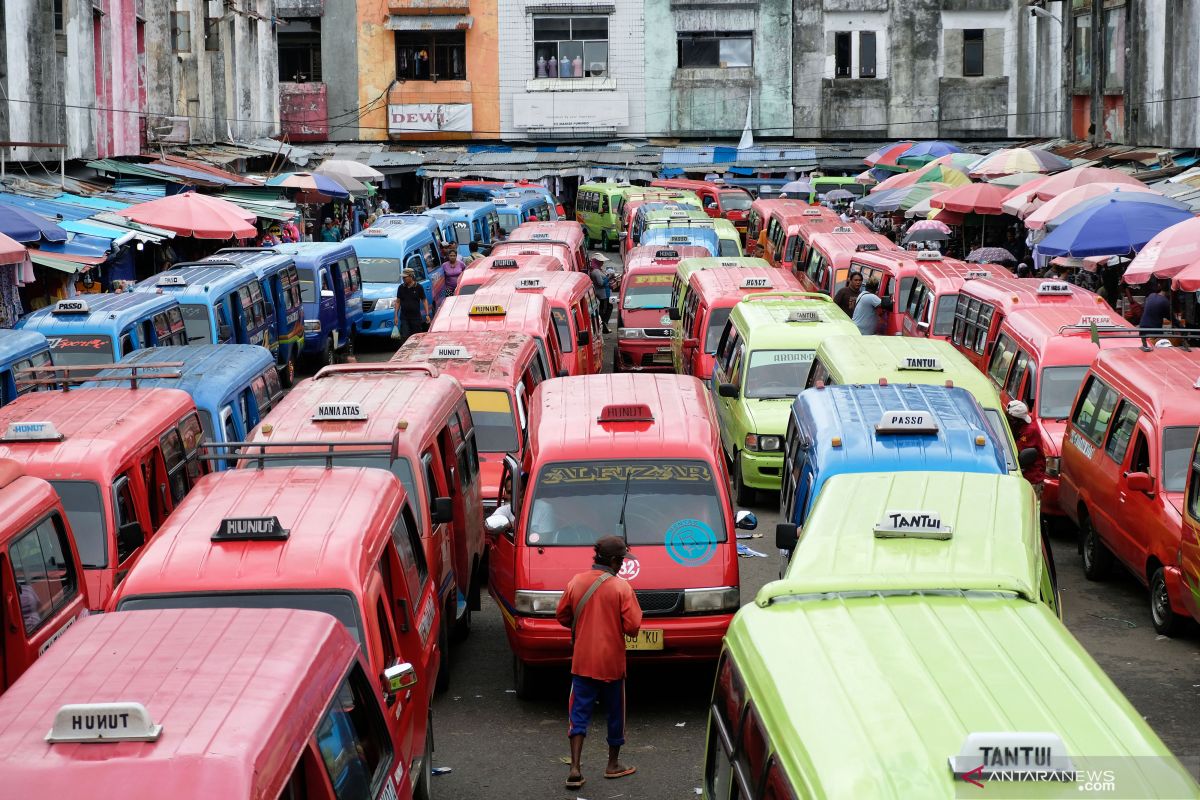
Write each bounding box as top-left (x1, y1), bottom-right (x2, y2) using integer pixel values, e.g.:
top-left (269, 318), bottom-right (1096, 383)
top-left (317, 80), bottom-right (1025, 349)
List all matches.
top-left (999, 175), bottom-right (1055, 216)
top-left (926, 152), bottom-right (982, 172)
top-left (1032, 165), bottom-right (1145, 201)
top-left (265, 172), bottom-right (350, 200)
top-left (988, 172), bottom-right (1048, 189)
top-left (896, 141), bottom-right (962, 169)
top-left (1035, 197), bottom-right (1195, 258)
top-left (114, 192), bottom-right (258, 239)
top-left (1121, 217), bottom-right (1200, 285)
top-left (928, 182), bottom-right (1010, 215)
top-left (0, 231), bottom-right (27, 265)
top-left (314, 159), bottom-right (385, 182)
top-left (0, 205), bottom-right (68, 243)
top-left (863, 141), bottom-right (916, 172)
top-left (968, 147), bottom-right (1071, 178)
top-left (864, 183), bottom-right (950, 213)
top-left (1023, 182), bottom-right (1156, 229)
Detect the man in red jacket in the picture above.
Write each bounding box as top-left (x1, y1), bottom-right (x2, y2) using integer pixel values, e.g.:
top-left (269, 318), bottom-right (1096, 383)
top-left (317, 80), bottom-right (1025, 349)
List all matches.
top-left (555, 536), bottom-right (643, 790)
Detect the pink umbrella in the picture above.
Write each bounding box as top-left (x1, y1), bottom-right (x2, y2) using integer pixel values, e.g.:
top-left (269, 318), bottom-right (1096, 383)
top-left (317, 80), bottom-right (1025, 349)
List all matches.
top-left (1122, 217), bottom-right (1200, 285)
top-left (115, 193), bottom-right (257, 239)
top-left (999, 175), bottom-right (1054, 216)
top-left (908, 220), bottom-right (952, 235)
top-left (1033, 166), bottom-right (1145, 201)
top-left (871, 170), bottom-right (920, 194)
top-left (1023, 182), bottom-right (1156, 229)
top-left (1171, 262), bottom-right (1200, 292)
top-left (929, 183), bottom-right (1010, 215)
top-left (0, 231), bottom-right (27, 265)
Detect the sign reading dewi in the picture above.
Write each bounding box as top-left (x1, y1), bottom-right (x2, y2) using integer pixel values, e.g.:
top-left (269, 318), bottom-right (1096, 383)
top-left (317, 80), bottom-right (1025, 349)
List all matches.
top-left (387, 103), bottom-right (473, 134)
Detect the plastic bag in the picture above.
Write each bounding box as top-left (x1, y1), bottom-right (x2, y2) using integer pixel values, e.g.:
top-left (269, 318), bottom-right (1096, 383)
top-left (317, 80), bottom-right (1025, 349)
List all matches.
top-left (390, 325), bottom-right (402, 340)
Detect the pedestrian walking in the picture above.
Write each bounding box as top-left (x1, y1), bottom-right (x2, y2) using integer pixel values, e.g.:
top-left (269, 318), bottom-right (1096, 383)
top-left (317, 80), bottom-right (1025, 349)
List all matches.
top-left (555, 536), bottom-right (642, 791)
top-left (465, 240), bottom-right (483, 263)
top-left (442, 250), bottom-right (466, 296)
top-left (303, 222), bottom-right (314, 242)
top-left (1139, 279), bottom-right (1172, 331)
top-left (588, 254), bottom-right (612, 333)
top-left (833, 272), bottom-right (863, 317)
top-left (852, 277), bottom-right (884, 335)
top-left (320, 218), bottom-right (341, 242)
top-left (393, 268), bottom-right (431, 344)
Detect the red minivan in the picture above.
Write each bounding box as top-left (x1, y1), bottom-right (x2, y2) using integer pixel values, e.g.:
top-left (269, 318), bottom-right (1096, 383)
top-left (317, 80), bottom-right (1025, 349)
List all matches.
top-left (614, 255), bottom-right (688, 373)
top-left (503, 221), bottom-right (588, 271)
top-left (650, 179), bottom-right (753, 231)
top-left (481, 271), bottom-right (604, 376)
top-left (484, 373), bottom-right (758, 697)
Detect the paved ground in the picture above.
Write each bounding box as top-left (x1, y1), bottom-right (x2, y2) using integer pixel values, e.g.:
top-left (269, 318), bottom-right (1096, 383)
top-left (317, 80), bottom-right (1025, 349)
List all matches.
top-left (352, 274), bottom-right (1200, 798)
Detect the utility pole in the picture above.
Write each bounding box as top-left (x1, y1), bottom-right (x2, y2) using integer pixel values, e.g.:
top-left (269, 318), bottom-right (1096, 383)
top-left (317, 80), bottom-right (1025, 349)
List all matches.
top-left (1090, 0), bottom-right (1104, 145)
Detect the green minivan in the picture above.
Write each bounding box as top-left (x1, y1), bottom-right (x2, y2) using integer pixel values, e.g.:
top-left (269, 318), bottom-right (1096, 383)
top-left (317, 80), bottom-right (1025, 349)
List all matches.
top-left (710, 294), bottom-right (858, 502)
top-left (703, 471), bottom-right (1196, 799)
top-left (574, 182), bottom-right (631, 250)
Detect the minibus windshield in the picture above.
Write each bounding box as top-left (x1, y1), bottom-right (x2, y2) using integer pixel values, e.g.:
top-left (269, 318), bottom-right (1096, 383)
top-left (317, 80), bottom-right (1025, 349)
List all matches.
top-left (932, 295), bottom-right (957, 336)
top-left (526, 460), bottom-right (725, 547)
top-left (704, 309), bottom-right (733, 353)
top-left (119, 591), bottom-right (363, 645)
top-left (1038, 366), bottom-right (1090, 420)
top-left (179, 303), bottom-right (213, 344)
top-left (466, 390), bottom-right (519, 453)
top-left (297, 268), bottom-right (317, 303)
top-left (719, 192), bottom-right (751, 211)
top-left (718, 240), bottom-right (741, 257)
top-left (1163, 426), bottom-right (1198, 492)
top-left (358, 257), bottom-right (403, 284)
top-left (47, 480), bottom-right (106, 568)
top-left (497, 211), bottom-right (521, 234)
top-left (744, 350), bottom-right (815, 399)
top-left (45, 335), bottom-right (115, 366)
top-left (623, 281), bottom-right (673, 310)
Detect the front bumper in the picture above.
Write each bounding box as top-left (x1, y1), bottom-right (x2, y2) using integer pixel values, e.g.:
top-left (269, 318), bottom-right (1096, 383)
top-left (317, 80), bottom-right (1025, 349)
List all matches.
top-left (740, 449), bottom-right (783, 490)
top-left (616, 339), bottom-right (676, 371)
top-left (356, 309), bottom-right (396, 337)
top-left (1041, 476), bottom-right (1065, 516)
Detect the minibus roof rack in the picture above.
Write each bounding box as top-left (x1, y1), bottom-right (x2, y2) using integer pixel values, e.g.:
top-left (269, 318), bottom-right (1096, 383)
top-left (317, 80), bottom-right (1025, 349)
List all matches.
top-left (199, 438), bottom-right (401, 469)
top-left (15, 362), bottom-right (184, 391)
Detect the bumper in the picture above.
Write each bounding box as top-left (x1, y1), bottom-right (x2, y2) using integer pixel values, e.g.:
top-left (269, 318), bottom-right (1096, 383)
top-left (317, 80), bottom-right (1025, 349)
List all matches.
top-left (499, 605), bottom-right (732, 664)
top-left (616, 340), bottom-right (675, 371)
top-left (302, 330), bottom-right (325, 355)
top-left (740, 449), bottom-right (783, 490)
top-left (356, 309), bottom-right (395, 337)
top-left (1165, 564), bottom-right (1189, 616)
top-left (1041, 477), bottom-right (1065, 516)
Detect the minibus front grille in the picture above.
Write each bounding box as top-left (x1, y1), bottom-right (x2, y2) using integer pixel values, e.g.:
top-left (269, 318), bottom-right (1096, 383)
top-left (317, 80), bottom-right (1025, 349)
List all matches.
top-left (644, 328), bottom-right (674, 338)
top-left (635, 590), bottom-right (683, 615)
top-left (362, 299), bottom-right (376, 313)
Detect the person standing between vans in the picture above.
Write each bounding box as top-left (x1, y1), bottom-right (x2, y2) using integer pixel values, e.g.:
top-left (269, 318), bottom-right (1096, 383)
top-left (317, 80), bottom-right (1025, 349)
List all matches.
top-left (833, 272), bottom-right (863, 317)
top-left (1139, 280), bottom-right (1172, 332)
top-left (393, 268), bottom-right (431, 343)
top-left (1007, 400), bottom-right (1045, 498)
top-left (555, 536), bottom-right (642, 790)
top-left (443, 251), bottom-right (466, 296)
top-left (852, 277), bottom-right (884, 335)
top-left (589, 254), bottom-right (613, 334)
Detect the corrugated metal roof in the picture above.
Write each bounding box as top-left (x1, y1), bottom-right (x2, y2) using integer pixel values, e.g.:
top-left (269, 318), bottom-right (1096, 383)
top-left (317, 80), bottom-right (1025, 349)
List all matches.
top-left (0, 192), bottom-right (94, 221)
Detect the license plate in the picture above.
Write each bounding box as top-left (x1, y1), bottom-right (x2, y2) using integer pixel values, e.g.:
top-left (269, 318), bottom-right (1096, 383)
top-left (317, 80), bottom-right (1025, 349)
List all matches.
top-left (653, 352), bottom-right (673, 364)
top-left (656, 346), bottom-right (672, 353)
top-left (625, 629), bottom-right (663, 650)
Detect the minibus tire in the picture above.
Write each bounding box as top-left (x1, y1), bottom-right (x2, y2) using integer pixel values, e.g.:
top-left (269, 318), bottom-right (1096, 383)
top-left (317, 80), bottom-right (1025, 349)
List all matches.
top-left (734, 454), bottom-right (756, 506)
top-left (600, 231), bottom-right (611, 252)
top-left (582, 232), bottom-right (591, 251)
top-left (612, 349), bottom-right (621, 372)
top-left (435, 614), bottom-right (452, 694)
top-left (1079, 512), bottom-right (1112, 580)
top-left (414, 712), bottom-right (434, 800)
top-left (1150, 567), bottom-right (1184, 636)
top-left (320, 339), bottom-right (336, 369)
top-left (453, 599), bottom-right (472, 642)
top-left (513, 656), bottom-right (538, 699)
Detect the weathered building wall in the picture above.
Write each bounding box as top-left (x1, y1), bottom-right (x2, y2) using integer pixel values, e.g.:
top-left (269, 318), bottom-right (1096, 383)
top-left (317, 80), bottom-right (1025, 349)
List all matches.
top-left (1013, 5), bottom-right (1066, 139)
top-left (1130, 0), bottom-right (1200, 147)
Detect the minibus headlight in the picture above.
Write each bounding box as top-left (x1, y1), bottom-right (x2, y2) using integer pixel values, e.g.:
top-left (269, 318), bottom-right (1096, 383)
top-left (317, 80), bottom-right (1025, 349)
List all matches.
top-left (304, 319), bottom-right (321, 333)
top-left (514, 589), bottom-right (563, 616)
top-left (683, 587), bottom-right (740, 613)
top-left (745, 434), bottom-right (782, 452)
top-left (1045, 456), bottom-right (1061, 477)
top-left (373, 297), bottom-right (396, 311)
top-left (618, 328), bottom-right (643, 339)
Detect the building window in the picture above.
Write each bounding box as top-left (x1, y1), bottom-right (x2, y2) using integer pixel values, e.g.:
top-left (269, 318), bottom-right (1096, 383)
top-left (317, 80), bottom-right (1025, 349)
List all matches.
top-left (279, 18), bottom-right (322, 81)
top-left (53, 0), bottom-right (64, 32)
top-left (1073, 13), bottom-right (1091, 89)
top-left (962, 29), bottom-right (984, 77)
top-left (395, 31), bottom-right (466, 81)
top-left (834, 32), bottom-right (851, 78)
top-left (859, 31), bottom-right (876, 78)
top-left (533, 16), bottom-right (608, 78)
top-left (170, 11), bottom-right (191, 52)
top-left (204, 17), bottom-right (220, 52)
top-left (1104, 7), bottom-right (1124, 90)
top-left (677, 32), bottom-right (753, 69)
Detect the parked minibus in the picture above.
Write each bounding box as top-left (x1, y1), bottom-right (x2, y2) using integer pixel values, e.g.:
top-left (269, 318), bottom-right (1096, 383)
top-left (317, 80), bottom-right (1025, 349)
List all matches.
top-left (18, 293), bottom-right (187, 369)
top-left (639, 225), bottom-right (720, 259)
top-left (805, 335), bottom-right (1023, 474)
top-left (207, 248), bottom-right (306, 386)
top-left (0, 329), bottom-right (51, 406)
top-left (82, 344), bottom-right (282, 467)
top-left (494, 194), bottom-right (553, 235)
top-left (488, 240), bottom-right (576, 274)
top-left (762, 205), bottom-right (833, 268)
top-left (371, 212), bottom-right (455, 254)
top-left (808, 175), bottom-right (866, 204)
top-left (424, 201), bottom-right (499, 257)
top-left (711, 294), bottom-right (859, 502)
top-left (345, 222), bottom-right (445, 339)
top-left (481, 271), bottom-right (603, 376)
top-left (1182, 431), bottom-right (1200, 631)
top-left (575, 182), bottom-right (631, 250)
top-left (504, 221), bottom-right (587, 271)
top-left (650, 179), bottom-right (752, 230)
top-left (0, 458), bottom-right (88, 694)
top-left (110, 467), bottom-right (437, 797)
top-left (630, 207), bottom-right (716, 258)
top-left (393, 331), bottom-right (547, 510)
top-left (430, 293), bottom-right (567, 377)
top-left (456, 253), bottom-right (565, 296)
top-left (901, 260), bottom-right (997, 341)
top-left (670, 257), bottom-right (773, 324)
top-left (711, 469), bottom-right (1199, 799)
top-left (1059, 346), bottom-right (1200, 634)
top-left (949, 276), bottom-right (1111, 374)
top-left (746, 200), bottom-right (823, 257)
top-left (672, 266), bottom-right (804, 380)
top-left (842, 249), bottom-right (953, 335)
top-left (0, 385), bottom-right (206, 609)
top-left (443, 179), bottom-right (563, 217)
top-left (483, 373), bottom-right (758, 697)
top-left (132, 264), bottom-right (274, 349)
top-left (614, 188), bottom-right (701, 237)
top-left (272, 242), bottom-right (365, 368)
top-left (615, 252), bottom-right (690, 373)
top-left (796, 227), bottom-right (896, 296)
top-left (623, 244), bottom-right (711, 274)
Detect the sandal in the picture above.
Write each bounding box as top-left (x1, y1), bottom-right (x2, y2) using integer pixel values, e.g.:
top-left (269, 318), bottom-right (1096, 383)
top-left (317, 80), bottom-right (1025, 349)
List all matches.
top-left (564, 775), bottom-right (585, 790)
top-left (604, 766), bottom-right (637, 779)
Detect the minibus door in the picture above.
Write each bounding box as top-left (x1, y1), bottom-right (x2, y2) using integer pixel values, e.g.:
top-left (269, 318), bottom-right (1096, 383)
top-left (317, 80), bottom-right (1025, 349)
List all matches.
top-left (487, 455), bottom-right (521, 612)
top-left (367, 568), bottom-right (417, 760)
top-left (319, 267), bottom-right (342, 347)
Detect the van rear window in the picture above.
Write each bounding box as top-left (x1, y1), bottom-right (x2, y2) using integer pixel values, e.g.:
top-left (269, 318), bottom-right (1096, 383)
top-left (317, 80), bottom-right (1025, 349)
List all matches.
top-left (526, 460), bottom-right (725, 548)
top-left (47, 480), bottom-right (106, 568)
top-left (466, 390), bottom-right (518, 453)
top-left (118, 591), bottom-right (363, 645)
top-left (44, 335), bottom-right (115, 367)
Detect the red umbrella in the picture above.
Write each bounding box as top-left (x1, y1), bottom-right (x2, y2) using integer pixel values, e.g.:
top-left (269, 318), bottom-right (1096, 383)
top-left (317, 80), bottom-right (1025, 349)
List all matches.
top-left (0, 231), bottom-right (27, 265)
top-left (1032, 166), bottom-right (1145, 201)
top-left (115, 193), bottom-right (257, 239)
top-left (928, 183), bottom-right (1010, 215)
top-left (864, 141), bottom-right (916, 172)
top-left (1171, 261), bottom-right (1200, 292)
top-left (1122, 217), bottom-right (1200, 285)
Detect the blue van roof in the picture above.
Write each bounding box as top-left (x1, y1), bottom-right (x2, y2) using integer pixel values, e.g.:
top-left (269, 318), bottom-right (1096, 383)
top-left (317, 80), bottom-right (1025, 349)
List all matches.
top-left (271, 241), bottom-right (356, 267)
top-left (0, 329), bottom-right (49, 364)
top-left (82, 344), bottom-right (273, 407)
top-left (19, 292), bottom-right (181, 333)
top-left (131, 265), bottom-right (257, 298)
top-left (345, 222), bottom-right (437, 253)
top-left (369, 213), bottom-right (441, 233)
top-left (494, 195), bottom-right (545, 213)
top-left (204, 249), bottom-right (297, 276)
top-left (792, 383), bottom-right (1007, 480)
top-left (424, 201), bottom-right (497, 219)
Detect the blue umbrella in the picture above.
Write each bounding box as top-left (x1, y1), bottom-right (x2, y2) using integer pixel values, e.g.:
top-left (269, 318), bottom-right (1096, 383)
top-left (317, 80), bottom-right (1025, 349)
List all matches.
top-left (1043, 189), bottom-right (1193, 231)
top-left (897, 141), bottom-right (963, 168)
top-left (0, 205), bottom-right (68, 243)
top-left (1036, 198), bottom-right (1196, 257)
top-left (856, 188), bottom-right (905, 212)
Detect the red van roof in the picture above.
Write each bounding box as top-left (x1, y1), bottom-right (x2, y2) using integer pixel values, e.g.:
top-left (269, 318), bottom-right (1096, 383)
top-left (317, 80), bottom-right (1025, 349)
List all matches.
top-left (115, 467), bottom-right (402, 598)
top-left (689, 266), bottom-right (804, 303)
top-left (1090, 348), bottom-right (1200, 426)
top-left (467, 253), bottom-right (564, 273)
top-left (483, 270), bottom-right (592, 305)
top-left (912, 258), bottom-right (996, 292)
top-left (961, 276), bottom-right (1109, 315)
top-left (489, 240), bottom-right (574, 268)
top-left (1001, 305), bottom-right (1136, 353)
top-left (0, 607), bottom-right (357, 797)
top-left (506, 221), bottom-right (585, 246)
top-left (0, 388), bottom-right (196, 481)
top-left (807, 227), bottom-right (896, 258)
top-left (431, 292), bottom-right (553, 336)
top-left (624, 244), bottom-right (710, 271)
top-left (530, 374), bottom-right (720, 463)
top-left (392, 331), bottom-right (539, 387)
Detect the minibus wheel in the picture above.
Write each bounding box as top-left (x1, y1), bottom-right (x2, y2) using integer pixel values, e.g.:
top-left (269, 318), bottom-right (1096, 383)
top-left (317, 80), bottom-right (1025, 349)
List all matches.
top-left (1149, 567), bottom-right (1184, 636)
top-left (1079, 511), bottom-right (1112, 580)
top-left (513, 656), bottom-right (538, 699)
top-left (320, 339), bottom-right (336, 368)
top-left (453, 598), bottom-right (473, 642)
top-left (733, 454), bottom-right (756, 506)
top-left (414, 711), bottom-right (434, 800)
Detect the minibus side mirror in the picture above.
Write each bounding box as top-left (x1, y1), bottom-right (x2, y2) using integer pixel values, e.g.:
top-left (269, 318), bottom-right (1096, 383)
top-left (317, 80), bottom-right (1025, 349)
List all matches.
top-left (668, 307), bottom-right (681, 321)
top-left (116, 520), bottom-right (146, 562)
top-left (916, 320), bottom-right (929, 331)
top-left (717, 383), bottom-right (739, 399)
top-left (1018, 447), bottom-right (1039, 470)
top-left (1126, 471), bottom-right (1155, 494)
top-left (775, 522), bottom-right (799, 552)
top-left (383, 660), bottom-right (418, 703)
top-left (432, 497), bottom-right (454, 524)
top-left (576, 329), bottom-right (591, 347)
top-left (735, 510), bottom-right (758, 530)
top-left (485, 513), bottom-right (512, 535)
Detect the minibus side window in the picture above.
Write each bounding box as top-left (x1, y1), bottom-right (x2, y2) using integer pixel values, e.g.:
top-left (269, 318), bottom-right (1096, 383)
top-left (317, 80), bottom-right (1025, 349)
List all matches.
top-left (112, 472), bottom-right (143, 563)
top-left (735, 705), bottom-right (769, 797)
top-left (374, 595), bottom-right (399, 667)
top-left (1187, 442), bottom-right (1200, 519)
top-left (987, 334), bottom-right (1016, 386)
top-left (1128, 430), bottom-right (1150, 475)
top-left (143, 447), bottom-right (171, 527)
top-left (251, 375), bottom-right (272, 417)
top-left (263, 366), bottom-right (283, 402)
top-left (761, 758), bottom-right (798, 800)
top-left (216, 300), bottom-right (233, 343)
top-left (315, 664), bottom-right (394, 800)
top-left (221, 405), bottom-right (238, 442)
top-left (1072, 376), bottom-right (1118, 446)
top-left (236, 286), bottom-right (254, 339)
top-left (159, 427), bottom-right (190, 505)
top-left (1005, 350), bottom-right (1031, 400)
top-left (393, 505), bottom-right (430, 595)
top-left (178, 413), bottom-right (205, 484)
top-left (9, 513), bottom-right (78, 635)
top-left (422, 451), bottom-right (447, 519)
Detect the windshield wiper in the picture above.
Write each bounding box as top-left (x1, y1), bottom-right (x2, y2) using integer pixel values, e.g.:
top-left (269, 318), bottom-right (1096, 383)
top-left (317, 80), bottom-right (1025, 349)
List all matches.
top-left (752, 393), bottom-right (797, 400)
top-left (615, 471), bottom-right (632, 542)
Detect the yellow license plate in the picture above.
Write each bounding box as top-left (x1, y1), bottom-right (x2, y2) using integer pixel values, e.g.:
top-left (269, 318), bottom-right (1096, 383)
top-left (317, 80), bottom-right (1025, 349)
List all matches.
top-left (625, 629), bottom-right (664, 651)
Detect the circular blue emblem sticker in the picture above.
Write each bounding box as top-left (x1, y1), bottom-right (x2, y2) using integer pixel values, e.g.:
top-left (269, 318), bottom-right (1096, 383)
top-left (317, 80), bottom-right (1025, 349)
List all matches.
top-left (665, 519), bottom-right (718, 567)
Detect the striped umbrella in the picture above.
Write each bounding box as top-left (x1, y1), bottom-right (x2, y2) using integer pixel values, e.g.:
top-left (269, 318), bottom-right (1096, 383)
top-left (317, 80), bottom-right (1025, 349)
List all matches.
top-left (929, 183), bottom-right (1011, 215)
top-left (871, 170), bottom-right (921, 194)
top-left (999, 176), bottom-right (1055, 217)
top-left (912, 164), bottom-right (972, 188)
top-left (1032, 166), bottom-right (1145, 201)
top-left (1122, 217), bottom-right (1200, 285)
top-left (897, 141), bottom-right (963, 169)
top-left (1023, 182), bottom-right (1157, 229)
top-left (863, 141), bottom-right (916, 172)
top-left (927, 152), bottom-right (983, 172)
top-left (988, 172), bottom-right (1049, 189)
top-left (969, 148), bottom-right (1072, 178)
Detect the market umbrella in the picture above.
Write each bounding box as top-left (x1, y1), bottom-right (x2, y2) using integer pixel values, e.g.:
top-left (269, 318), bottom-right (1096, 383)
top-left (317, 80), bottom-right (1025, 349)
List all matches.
top-left (905, 193), bottom-right (943, 219)
top-left (779, 180), bottom-right (812, 195)
top-left (908, 220), bottom-right (952, 235)
top-left (912, 164), bottom-right (972, 188)
top-left (863, 141), bottom-right (916, 172)
top-left (871, 170), bottom-right (921, 193)
top-left (988, 172), bottom-right (1048, 189)
top-left (967, 247), bottom-right (1016, 264)
top-left (317, 171), bottom-right (371, 196)
top-left (314, 159), bottom-right (384, 182)
top-left (856, 188), bottom-right (905, 213)
top-left (823, 189), bottom-right (857, 202)
top-left (1032, 166), bottom-right (1145, 201)
top-left (927, 152), bottom-right (983, 172)
top-left (1023, 182), bottom-right (1157, 229)
top-left (115, 192), bottom-right (258, 239)
top-left (903, 228), bottom-right (951, 246)
top-left (266, 171), bottom-right (350, 199)
top-left (882, 183), bottom-right (951, 213)
top-left (0, 231), bottom-right (27, 264)
top-left (0, 205), bottom-right (68, 243)
top-left (969, 148), bottom-right (1071, 178)
top-left (1122, 217), bottom-right (1200, 285)
top-left (897, 141), bottom-right (962, 169)
top-left (1043, 190), bottom-right (1192, 232)
top-left (929, 183), bottom-right (1010, 215)
top-left (854, 168), bottom-right (888, 185)
top-left (999, 175), bottom-right (1054, 216)
top-left (1170, 261), bottom-right (1200, 292)
top-left (1035, 198), bottom-right (1195, 257)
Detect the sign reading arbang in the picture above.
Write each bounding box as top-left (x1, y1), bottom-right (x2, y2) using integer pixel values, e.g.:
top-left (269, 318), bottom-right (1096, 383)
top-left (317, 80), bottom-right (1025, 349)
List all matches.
top-left (388, 103), bottom-right (473, 134)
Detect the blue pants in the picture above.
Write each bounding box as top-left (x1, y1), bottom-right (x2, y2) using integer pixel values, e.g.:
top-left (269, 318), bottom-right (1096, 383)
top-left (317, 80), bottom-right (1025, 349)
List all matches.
top-left (568, 675), bottom-right (626, 747)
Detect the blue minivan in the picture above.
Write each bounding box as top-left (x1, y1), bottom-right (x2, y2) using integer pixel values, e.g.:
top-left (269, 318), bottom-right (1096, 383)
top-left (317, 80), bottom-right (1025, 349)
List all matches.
top-left (493, 194), bottom-right (553, 235)
top-left (81, 344), bottom-right (283, 468)
top-left (639, 226), bottom-right (720, 257)
top-left (345, 221), bottom-right (444, 338)
top-left (205, 249), bottom-right (306, 386)
top-left (423, 201), bottom-right (499, 256)
top-left (18, 292), bottom-right (188, 369)
top-left (0, 329), bottom-right (52, 405)
top-left (271, 242), bottom-right (364, 367)
top-left (132, 264), bottom-right (275, 350)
